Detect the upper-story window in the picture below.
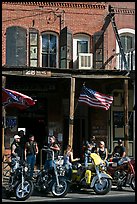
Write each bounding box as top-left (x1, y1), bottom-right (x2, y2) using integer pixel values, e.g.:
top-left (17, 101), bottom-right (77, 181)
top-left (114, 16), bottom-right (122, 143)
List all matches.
top-left (41, 33), bottom-right (58, 68)
top-left (29, 29), bottom-right (39, 67)
top-left (73, 34), bottom-right (90, 69)
top-left (116, 29), bottom-right (135, 70)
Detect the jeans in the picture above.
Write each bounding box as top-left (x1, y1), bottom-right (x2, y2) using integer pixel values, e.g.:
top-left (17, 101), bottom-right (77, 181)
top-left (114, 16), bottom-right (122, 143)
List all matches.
top-left (44, 160), bottom-right (53, 171)
top-left (26, 154), bottom-right (36, 178)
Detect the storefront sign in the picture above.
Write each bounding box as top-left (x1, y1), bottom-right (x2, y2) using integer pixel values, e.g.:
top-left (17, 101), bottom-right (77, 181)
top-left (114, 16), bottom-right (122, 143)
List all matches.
top-left (25, 70), bottom-right (51, 77)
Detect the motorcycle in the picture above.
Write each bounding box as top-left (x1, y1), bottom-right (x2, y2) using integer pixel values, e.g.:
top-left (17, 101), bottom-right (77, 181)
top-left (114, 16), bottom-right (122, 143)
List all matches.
top-left (70, 153), bottom-right (112, 195)
top-left (34, 147), bottom-right (70, 198)
top-left (5, 157), bottom-right (34, 201)
top-left (107, 153), bottom-right (135, 191)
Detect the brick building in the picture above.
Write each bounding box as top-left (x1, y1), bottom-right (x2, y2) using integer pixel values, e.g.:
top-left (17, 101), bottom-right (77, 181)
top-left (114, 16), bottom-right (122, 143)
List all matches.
top-left (2, 2), bottom-right (135, 166)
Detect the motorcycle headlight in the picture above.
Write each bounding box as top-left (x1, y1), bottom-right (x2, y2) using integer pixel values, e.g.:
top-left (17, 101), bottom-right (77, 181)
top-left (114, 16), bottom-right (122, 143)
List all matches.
top-left (99, 162), bottom-right (106, 171)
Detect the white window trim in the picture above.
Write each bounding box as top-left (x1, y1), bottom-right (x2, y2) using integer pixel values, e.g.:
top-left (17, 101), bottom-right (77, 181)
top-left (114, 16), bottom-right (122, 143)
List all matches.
top-left (73, 34), bottom-right (90, 69)
top-left (116, 28), bottom-right (135, 69)
top-left (40, 32), bottom-right (59, 68)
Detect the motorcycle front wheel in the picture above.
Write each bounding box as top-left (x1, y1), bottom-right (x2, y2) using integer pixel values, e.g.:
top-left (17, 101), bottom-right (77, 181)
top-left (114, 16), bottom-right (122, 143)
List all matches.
top-left (51, 177), bottom-right (69, 198)
top-left (15, 180), bottom-right (34, 201)
top-left (93, 177), bottom-right (112, 195)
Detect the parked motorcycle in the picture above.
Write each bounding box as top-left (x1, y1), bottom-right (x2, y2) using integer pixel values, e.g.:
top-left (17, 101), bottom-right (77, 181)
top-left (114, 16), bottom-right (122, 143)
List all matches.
top-left (5, 157), bottom-right (34, 201)
top-left (107, 153), bottom-right (135, 191)
top-left (71, 153), bottom-right (112, 195)
top-left (34, 147), bottom-right (70, 198)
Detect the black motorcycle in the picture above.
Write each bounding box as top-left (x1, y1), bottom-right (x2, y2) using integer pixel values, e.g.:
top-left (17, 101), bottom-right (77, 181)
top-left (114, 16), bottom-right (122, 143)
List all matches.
top-left (5, 157), bottom-right (34, 201)
top-left (34, 147), bottom-right (70, 198)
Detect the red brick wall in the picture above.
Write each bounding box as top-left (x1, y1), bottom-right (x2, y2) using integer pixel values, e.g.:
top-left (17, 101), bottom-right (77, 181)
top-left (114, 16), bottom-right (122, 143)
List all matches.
top-left (2, 2), bottom-right (135, 67)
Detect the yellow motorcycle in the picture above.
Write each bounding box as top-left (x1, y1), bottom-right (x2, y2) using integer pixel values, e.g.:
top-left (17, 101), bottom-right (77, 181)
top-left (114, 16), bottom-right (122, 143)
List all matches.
top-left (71, 153), bottom-right (112, 195)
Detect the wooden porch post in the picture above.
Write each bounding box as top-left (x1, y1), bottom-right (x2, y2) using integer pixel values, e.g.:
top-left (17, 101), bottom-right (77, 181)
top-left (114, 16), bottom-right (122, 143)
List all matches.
top-left (124, 79), bottom-right (129, 155)
top-left (68, 77), bottom-right (75, 148)
top-left (2, 76), bottom-right (6, 159)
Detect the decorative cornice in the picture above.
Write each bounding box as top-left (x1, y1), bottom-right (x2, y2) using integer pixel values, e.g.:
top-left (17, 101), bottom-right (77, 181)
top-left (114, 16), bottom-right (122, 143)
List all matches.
top-left (3, 2), bottom-right (106, 10)
top-left (112, 7), bottom-right (135, 15)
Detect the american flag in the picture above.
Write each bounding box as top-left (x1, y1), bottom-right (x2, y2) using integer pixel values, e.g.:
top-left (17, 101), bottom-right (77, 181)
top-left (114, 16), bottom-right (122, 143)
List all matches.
top-left (78, 85), bottom-right (113, 110)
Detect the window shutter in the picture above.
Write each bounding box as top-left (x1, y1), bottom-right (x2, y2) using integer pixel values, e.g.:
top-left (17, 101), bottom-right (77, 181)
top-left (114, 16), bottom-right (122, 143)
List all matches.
top-left (93, 31), bottom-right (104, 69)
top-left (60, 26), bottom-right (73, 69)
top-left (6, 26), bottom-right (27, 66)
top-left (29, 29), bottom-right (39, 67)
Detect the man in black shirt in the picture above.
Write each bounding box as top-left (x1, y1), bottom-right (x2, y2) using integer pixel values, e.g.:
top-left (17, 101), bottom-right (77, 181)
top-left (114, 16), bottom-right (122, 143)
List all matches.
top-left (113, 139), bottom-right (126, 158)
top-left (11, 134), bottom-right (22, 171)
top-left (112, 139), bottom-right (126, 165)
top-left (18, 130), bottom-right (26, 160)
top-left (25, 134), bottom-right (39, 178)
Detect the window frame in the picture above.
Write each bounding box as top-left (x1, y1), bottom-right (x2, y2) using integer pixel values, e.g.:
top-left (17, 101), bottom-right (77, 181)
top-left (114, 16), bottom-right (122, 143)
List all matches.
top-left (40, 32), bottom-right (59, 68)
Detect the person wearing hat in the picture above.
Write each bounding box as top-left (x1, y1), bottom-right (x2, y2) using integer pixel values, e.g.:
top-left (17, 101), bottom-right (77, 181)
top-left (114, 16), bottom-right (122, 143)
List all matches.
top-left (112, 139), bottom-right (126, 158)
top-left (44, 135), bottom-right (60, 171)
top-left (11, 134), bottom-right (22, 171)
top-left (112, 139), bottom-right (126, 165)
top-left (24, 134), bottom-right (39, 179)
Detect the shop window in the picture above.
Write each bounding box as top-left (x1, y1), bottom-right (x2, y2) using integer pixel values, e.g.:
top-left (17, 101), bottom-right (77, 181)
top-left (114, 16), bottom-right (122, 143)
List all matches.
top-left (6, 26), bottom-right (27, 66)
top-left (113, 111), bottom-right (133, 141)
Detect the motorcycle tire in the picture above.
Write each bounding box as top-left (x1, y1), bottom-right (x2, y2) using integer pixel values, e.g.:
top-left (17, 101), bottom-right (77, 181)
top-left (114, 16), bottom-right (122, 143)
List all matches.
top-left (51, 177), bottom-right (69, 198)
top-left (15, 179), bottom-right (34, 201)
top-left (131, 176), bottom-right (135, 191)
top-left (93, 177), bottom-right (112, 195)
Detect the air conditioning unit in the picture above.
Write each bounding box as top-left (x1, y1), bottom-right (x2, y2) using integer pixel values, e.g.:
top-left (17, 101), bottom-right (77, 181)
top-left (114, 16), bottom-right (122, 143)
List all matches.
top-left (78, 53), bottom-right (93, 69)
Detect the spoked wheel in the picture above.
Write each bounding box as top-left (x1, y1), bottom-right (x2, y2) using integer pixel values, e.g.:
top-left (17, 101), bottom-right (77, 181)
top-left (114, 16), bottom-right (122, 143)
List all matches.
top-left (51, 177), bottom-right (69, 198)
top-left (15, 180), bottom-right (34, 201)
top-left (94, 177), bottom-right (112, 195)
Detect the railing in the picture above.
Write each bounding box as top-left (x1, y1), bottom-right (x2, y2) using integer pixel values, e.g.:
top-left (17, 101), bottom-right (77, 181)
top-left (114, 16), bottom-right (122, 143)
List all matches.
top-left (119, 49), bottom-right (135, 71)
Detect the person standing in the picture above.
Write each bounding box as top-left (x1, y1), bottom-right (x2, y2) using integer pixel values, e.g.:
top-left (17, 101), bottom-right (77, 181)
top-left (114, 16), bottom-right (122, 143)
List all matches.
top-left (90, 136), bottom-right (97, 153)
top-left (11, 134), bottom-right (22, 171)
top-left (63, 144), bottom-right (80, 180)
top-left (18, 130), bottom-right (26, 160)
top-left (24, 134), bottom-right (39, 179)
top-left (44, 136), bottom-right (60, 171)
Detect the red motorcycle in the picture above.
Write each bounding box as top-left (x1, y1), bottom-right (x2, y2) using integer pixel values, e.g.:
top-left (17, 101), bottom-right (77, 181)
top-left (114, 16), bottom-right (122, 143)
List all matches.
top-left (107, 154), bottom-right (135, 191)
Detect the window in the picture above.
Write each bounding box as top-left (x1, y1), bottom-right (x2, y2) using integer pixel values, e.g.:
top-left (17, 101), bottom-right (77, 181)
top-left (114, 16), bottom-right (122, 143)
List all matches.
top-left (116, 29), bottom-right (135, 70)
top-left (77, 41), bottom-right (88, 54)
top-left (6, 26), bottom-right (27, 66)
top-left (73, 34), bottom-right (90, 69)
top-left (42, 33), bottom-right (57, 68)
top-left (29, 29), bottom-right (39, 67)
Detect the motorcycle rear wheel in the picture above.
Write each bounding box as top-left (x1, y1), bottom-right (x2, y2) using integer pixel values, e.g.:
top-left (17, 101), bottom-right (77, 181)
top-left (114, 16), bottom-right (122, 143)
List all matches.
top-left (94, 177), bottom-right (112, 195)
top-left (51, 177), bottom-right (69, 198)
top-left (15, 180), bottom-right (34, 201)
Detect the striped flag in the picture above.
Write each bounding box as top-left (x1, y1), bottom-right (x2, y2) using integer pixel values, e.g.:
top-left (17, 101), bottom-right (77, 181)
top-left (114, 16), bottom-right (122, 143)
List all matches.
top-left (78, 85), bottom-right (113, 110)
